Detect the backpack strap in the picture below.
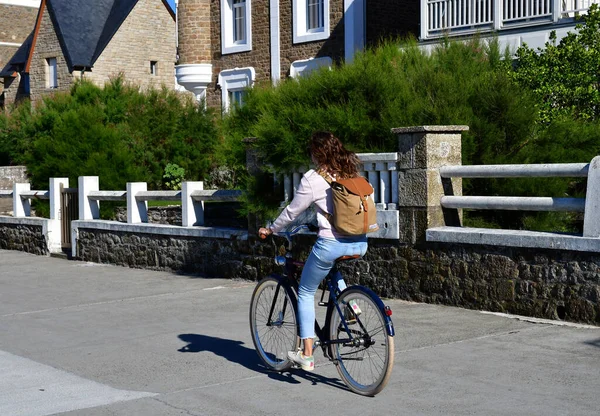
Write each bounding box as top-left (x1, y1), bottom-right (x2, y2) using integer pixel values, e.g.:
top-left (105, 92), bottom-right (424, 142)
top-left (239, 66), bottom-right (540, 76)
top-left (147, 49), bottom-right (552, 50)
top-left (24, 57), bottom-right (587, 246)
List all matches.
top-left (316, 169), bottom-right (334, 221)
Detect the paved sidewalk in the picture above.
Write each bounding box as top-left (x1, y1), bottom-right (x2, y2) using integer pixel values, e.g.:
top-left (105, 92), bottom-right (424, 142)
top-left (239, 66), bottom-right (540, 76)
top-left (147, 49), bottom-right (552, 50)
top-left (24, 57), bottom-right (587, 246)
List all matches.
top-left (1, 249), bottom-right (599, 415)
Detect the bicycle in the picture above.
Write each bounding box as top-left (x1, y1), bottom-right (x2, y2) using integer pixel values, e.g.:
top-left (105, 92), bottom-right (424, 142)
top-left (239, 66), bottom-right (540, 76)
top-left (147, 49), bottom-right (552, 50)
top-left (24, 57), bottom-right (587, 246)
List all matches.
top-left (249, 225), bottom-right (395, 396)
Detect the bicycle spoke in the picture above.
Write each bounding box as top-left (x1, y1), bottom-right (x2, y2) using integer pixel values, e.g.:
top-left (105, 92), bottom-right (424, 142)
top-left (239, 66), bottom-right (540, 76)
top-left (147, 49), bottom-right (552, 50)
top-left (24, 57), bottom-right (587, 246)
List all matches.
top-left (250, 277), bottom-right (299, 371)
top-left (329, 288), bottom-right (394, 396)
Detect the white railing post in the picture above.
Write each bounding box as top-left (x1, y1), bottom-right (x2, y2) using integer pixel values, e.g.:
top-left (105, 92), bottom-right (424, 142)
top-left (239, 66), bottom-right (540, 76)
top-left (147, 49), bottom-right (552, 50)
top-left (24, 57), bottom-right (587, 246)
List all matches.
top-left (552, 0), bottom-right (561, 21)
top-left (13, 182), bottom-right (30, 217)
top-left (127, 182), bottom-right (148, 224)
top-left (365, 163), bottom-right (379, 204)
top-left (377, 161), bottom-right (390, 209)
top-left (49, 177), bottom-right (68, 220)
top-left (494, 0), bottom-right (503, 29)
top-left (283, 174), bottom-right (293, 202)
top-left (583, 156), bottom-right (600, 237)
top-left (48, 178), bottom-right (68, 253)
top-left (420, 0), bottom-right (429, 39)
top-left (79, 176), bottom-right (99, 220)
top-left (182, 181), bottom-right (204, 226)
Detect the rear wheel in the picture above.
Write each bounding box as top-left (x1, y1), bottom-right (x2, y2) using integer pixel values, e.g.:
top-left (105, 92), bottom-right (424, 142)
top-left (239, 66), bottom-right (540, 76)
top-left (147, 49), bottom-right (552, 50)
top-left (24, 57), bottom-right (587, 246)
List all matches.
top-left (328, 287), bottom-right (394, 396)
top-left (249, 276), bottom-right (300, 371)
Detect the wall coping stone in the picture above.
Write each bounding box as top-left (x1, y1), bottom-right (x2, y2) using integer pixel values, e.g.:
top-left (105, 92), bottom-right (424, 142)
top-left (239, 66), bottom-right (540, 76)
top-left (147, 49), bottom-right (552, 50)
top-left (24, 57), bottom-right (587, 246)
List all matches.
top-left (392, 125), bottom-right (470, 134)
top-left (72, 220), bottom-right (248, 240)
top-left (428, 226), bottom-right (600, 253)
top-left (0, 216), bottom-right (48, 226)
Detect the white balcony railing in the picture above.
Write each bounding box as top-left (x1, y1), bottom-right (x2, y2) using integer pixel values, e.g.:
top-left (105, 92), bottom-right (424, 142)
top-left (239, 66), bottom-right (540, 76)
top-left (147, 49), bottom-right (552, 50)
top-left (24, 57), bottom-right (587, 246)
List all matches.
top-left (279, 152), bottom-right (399, 210)
top-left (421, 0), bottom-right (600, 39)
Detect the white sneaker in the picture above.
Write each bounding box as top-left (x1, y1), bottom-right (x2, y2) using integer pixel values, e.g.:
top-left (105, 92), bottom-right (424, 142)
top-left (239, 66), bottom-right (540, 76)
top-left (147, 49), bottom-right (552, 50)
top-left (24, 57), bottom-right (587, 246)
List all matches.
top-left (287, 350), bottom-right (315, 371)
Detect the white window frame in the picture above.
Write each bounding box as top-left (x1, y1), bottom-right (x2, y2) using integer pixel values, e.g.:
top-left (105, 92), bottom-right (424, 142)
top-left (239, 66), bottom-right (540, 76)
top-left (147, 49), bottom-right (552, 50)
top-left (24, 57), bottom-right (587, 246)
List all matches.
top-left (221, 0), bottom-right (252, 55)
top-left (289, 56), bottom-right (332, 78)
top-left (46, 57), bottom-right (58, 89)
top-left (218, 67), bottom-right (255, 113)
top-left (293, 0), bottom-right (329, 44)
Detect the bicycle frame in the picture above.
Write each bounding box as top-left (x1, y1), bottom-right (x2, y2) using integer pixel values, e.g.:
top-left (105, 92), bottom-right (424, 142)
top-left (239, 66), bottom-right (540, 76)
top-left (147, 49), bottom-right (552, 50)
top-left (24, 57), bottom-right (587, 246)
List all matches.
top-left (263, 224), bottom-right (394, 358)
top-left (265, 257), bottom-right (374, 358)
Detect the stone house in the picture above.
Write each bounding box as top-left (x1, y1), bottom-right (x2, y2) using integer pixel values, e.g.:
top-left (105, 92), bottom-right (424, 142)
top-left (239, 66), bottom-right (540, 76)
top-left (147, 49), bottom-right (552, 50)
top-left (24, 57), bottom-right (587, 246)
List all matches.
top-left (0, 0), bottom-right (176, 107)
top-left (0, 0), bottom-right (40, 107)
top-left (175, 0), bottom-right (419, 112)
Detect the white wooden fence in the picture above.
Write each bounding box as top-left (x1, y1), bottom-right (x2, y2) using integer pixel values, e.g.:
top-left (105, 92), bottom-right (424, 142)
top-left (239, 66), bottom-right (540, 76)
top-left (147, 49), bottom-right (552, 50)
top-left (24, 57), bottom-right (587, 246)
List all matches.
top-left (421, 0), bottom-right (599, 39)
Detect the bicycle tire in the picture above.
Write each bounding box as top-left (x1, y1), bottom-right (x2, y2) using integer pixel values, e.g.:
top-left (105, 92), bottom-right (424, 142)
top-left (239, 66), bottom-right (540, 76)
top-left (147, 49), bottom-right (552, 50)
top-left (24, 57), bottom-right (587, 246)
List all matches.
top-left (328, 287), bottom-right (394, 396)
top-left (249, 276), bottom-right (300, 371)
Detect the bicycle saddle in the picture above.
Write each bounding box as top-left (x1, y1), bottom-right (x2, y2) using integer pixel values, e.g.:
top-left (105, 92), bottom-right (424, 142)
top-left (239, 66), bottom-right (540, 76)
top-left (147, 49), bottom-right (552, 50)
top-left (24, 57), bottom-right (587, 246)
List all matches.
top-left (335, 254), bottom-right (361, 263)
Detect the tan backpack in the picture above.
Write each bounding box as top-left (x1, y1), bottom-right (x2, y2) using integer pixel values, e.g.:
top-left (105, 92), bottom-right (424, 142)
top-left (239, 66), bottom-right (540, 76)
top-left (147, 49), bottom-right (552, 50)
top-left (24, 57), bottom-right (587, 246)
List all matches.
top-left (318, 170), bottom-right (379, 235)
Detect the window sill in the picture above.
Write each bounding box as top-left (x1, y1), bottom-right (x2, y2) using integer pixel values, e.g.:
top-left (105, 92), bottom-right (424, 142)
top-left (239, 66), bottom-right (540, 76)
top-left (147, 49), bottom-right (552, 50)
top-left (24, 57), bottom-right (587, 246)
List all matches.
top-left (222, 43), bottom-right (252, 55)
top-left (293, 30), bottom-right (329, 44)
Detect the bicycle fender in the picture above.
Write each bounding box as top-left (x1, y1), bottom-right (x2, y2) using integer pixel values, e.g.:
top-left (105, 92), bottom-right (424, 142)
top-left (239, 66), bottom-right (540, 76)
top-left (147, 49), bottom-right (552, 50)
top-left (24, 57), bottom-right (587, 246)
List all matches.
top-left (345, 285), bottom-right (395, 337)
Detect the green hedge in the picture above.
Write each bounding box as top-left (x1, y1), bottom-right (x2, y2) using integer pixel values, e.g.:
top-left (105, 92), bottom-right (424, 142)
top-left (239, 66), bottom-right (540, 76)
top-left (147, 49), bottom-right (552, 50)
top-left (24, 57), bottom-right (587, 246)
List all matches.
top-left (1, 77), bottom-right (220, 193)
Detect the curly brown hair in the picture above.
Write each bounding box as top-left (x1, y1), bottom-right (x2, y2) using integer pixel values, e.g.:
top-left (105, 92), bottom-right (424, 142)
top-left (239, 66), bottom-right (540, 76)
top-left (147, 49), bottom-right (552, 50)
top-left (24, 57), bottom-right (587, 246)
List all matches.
top-left (309, 131), bottom-right (361, 179)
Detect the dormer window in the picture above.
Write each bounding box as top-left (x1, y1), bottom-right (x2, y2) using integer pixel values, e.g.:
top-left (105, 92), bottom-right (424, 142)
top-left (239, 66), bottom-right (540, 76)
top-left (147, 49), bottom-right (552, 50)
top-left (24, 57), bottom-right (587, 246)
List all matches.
top-left (46, 57), bottom-right (58, 88)
top-left (293, 0), bottom-right (329, 44)
top-left (221, 0), bottom-right (252, 54)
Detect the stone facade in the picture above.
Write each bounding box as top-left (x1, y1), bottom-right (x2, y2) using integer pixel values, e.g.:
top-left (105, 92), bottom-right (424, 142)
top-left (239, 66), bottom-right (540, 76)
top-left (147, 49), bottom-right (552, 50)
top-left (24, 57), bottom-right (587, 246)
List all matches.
top-left (28, 6), bottom-right (75, 104)
top-left (19, 0), bottom-right (175, 106)
top-left (84, 0), bottom-right (176, 91)
top-left (178, 0), bottom-right (347, 108)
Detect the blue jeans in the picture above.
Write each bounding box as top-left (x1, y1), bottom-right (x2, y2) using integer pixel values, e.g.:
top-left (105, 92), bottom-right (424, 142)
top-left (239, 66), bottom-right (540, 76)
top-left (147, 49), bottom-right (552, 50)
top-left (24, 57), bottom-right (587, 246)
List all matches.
top-left (297, 236), bottom-right (368, 339)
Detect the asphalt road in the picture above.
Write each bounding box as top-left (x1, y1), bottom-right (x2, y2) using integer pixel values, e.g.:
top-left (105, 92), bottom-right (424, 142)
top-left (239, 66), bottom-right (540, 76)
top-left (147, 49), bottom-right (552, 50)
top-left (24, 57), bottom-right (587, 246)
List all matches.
top-left (1, 249), bottom-right (599, 416)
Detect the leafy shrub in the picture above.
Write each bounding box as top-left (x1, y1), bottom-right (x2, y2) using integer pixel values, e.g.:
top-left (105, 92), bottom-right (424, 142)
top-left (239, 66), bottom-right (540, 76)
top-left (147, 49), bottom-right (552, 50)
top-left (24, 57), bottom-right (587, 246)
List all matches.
top-left (2, 77), bottom-right (220, 194)
top-left (223, 38), bottom-right (538, 220)
top-left (512, 4), bottom-right (600, 123)
top-left (163, 163), bottom-right (185, 190)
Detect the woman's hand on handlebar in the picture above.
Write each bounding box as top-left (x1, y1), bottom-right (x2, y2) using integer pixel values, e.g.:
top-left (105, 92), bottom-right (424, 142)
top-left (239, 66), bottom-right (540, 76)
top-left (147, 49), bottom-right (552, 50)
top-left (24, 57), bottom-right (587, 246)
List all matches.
top-left (258, 227), bottom-right (273, 239)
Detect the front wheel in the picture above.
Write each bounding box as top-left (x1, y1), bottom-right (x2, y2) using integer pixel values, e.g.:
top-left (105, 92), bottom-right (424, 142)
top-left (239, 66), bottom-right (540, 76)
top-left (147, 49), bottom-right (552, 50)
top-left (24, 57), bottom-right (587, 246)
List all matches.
top-left (329, 287), bottom-right (394, 396)
top-left (249, 276), bottom-right (300, 371)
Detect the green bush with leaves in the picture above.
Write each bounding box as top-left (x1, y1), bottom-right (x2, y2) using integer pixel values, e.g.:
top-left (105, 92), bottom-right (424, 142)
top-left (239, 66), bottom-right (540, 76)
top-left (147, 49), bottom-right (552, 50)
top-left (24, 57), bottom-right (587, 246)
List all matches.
top-left (512, 4), bottom-right (600, 123)
top-left (163, 163), bottom-right (185, 190)
top-left (2, 78), bottom-right (220, 195)
top-left (223, 38), bottom-right (539, 220)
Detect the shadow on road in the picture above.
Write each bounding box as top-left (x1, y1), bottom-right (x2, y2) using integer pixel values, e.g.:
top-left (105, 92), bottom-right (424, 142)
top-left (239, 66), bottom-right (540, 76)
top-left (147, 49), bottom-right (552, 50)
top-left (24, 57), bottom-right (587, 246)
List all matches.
top-left (584, 338), bottom-right (600, 348)
top-left (177, 333), bottom-right (348, 392)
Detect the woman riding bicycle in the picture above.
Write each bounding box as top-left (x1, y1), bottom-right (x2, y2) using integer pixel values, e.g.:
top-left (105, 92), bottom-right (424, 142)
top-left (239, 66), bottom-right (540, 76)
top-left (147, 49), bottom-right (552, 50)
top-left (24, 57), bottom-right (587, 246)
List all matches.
top-left (258, 131), bottom-right (368, 372)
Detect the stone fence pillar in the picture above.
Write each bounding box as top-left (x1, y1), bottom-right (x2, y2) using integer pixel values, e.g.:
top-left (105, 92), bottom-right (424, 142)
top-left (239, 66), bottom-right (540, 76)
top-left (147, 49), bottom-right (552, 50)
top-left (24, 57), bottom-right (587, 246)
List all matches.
top-left (392, 125), bottom-right (467, 244)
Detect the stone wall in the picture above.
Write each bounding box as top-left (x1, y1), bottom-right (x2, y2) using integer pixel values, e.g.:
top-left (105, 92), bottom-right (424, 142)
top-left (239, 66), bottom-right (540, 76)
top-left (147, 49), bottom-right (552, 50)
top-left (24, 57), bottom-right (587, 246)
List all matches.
top-left (73, 229), bottom-right (600, 325)
top-left (76, 228), bottom-right (262, 279)
top-left (0, 221), bottom-right (47, 255)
